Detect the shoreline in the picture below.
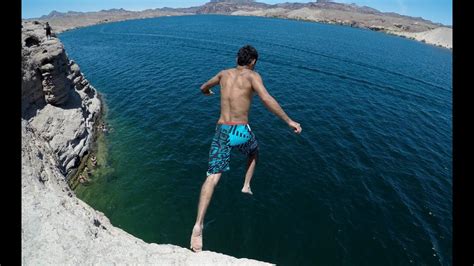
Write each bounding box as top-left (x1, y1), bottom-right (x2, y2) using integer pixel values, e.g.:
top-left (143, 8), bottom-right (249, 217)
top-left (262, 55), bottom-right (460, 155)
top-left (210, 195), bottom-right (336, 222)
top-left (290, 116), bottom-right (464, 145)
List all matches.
top-left (27, 10), bottom-right (452, 50)
top-left (229, 13), bottom-right (452, 50)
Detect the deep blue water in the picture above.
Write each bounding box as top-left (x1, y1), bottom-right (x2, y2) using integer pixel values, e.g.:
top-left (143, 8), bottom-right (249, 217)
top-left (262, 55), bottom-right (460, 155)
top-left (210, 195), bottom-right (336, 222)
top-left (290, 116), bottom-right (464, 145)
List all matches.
top-left (60, 15), bottom-right (452, 265)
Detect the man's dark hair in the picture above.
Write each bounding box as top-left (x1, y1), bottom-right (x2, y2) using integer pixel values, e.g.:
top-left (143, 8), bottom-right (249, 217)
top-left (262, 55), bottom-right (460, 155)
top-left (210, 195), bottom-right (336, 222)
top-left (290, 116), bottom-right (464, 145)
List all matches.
top-left (237, 45), bottom-right (258, 66)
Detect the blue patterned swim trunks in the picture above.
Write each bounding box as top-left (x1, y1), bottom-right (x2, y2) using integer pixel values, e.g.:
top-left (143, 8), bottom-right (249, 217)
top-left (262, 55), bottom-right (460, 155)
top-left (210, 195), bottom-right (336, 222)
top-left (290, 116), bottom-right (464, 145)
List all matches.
top-left (206, 123), bottom-right (259, 176)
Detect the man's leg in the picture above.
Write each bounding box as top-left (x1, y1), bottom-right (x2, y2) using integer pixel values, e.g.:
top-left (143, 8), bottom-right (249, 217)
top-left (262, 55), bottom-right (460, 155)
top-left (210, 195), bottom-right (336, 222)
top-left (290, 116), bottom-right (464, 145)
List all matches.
top-left (190, 173), bottom-right (222, 252)
top-left (241, 151), bottom-right (257, 195)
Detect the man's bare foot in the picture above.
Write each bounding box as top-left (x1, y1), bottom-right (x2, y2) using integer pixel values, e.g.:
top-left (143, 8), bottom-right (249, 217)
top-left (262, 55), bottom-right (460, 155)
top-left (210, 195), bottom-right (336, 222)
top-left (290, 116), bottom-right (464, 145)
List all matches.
top-left (241, 185), bottom-right (253, 195)
top-left (190, 224), bottom-right (203, 252)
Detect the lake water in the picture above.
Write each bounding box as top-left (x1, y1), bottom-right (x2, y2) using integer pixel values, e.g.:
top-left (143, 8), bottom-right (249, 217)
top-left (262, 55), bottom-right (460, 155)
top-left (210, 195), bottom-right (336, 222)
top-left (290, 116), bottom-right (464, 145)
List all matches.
top-left (60, 14), bottom-right (452, 265)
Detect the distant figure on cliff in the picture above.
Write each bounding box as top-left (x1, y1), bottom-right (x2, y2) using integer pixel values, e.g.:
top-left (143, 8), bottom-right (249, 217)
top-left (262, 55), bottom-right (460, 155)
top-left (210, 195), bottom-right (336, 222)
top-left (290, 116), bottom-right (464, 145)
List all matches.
top-left (190, 45), bottom-right (302, 252)
top-left (44, 22), bottom-right (52, 40)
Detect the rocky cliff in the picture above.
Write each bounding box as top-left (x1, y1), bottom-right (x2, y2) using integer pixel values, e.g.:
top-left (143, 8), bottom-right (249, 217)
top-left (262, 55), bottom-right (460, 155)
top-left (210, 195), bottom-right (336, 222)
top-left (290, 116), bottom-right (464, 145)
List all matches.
top-left (21, 21), bottom-right (273, 265)
top-left (22, 21), bottom-right (101, 179)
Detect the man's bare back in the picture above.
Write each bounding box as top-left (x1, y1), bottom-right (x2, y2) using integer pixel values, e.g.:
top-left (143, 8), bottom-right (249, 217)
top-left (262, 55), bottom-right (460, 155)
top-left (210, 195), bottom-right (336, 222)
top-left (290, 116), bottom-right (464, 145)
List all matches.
top-left (218, 68), bottom-right (255, 123)
top-left (200, 66), bottom-right (302, 133)
top-left (201, 67), bottom-right (254, 123)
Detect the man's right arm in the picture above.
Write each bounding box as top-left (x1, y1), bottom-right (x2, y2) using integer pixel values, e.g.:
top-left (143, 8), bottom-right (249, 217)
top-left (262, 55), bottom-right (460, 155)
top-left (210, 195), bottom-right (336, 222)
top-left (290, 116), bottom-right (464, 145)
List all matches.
top-left (251, 72), bottom-right (302, 134)
top-left (200, 71), bottom-right (222, 95)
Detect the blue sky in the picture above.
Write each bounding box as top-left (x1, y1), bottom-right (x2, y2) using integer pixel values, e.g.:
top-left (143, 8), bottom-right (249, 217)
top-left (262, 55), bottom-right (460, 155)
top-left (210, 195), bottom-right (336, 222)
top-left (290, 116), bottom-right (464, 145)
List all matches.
top-left (22, 0), bottom-right (452, 25)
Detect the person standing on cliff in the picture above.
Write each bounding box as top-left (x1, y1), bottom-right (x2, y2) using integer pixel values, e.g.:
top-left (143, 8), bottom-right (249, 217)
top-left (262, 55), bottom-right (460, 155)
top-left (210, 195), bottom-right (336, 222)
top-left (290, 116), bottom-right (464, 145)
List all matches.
top-left (44, 22), bottom-right (52, 40)
top-left (190, 45), bottom-right (302, 252)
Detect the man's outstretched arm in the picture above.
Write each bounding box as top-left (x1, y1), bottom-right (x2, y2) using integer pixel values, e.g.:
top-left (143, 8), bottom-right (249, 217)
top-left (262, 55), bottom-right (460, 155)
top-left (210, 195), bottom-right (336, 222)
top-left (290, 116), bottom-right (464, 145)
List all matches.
top-left (200, 71), bottom-right (222, 95)
top-left (252, 73), bottom-right (302, 134)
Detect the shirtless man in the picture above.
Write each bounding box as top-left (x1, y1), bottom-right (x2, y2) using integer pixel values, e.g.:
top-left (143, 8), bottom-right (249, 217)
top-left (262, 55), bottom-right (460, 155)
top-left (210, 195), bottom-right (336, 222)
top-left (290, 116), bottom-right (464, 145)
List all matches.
top-left (190, 45), bottom-right (302, 252)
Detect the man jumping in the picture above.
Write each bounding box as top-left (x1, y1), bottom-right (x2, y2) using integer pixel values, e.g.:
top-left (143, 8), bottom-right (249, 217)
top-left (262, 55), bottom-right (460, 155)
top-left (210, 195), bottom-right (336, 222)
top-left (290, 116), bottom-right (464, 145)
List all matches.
top-left (190, 45), bottom-right (302, 252)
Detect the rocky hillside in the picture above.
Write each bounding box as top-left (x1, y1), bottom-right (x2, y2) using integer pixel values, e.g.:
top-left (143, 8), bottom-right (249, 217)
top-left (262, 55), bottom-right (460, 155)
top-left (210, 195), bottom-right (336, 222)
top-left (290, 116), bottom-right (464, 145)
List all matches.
top-left (229, 1), bottom-right (451, 49)
top-left (33, 8), bottom-right (190, 34)
top-left (21, 21), bottom-right (273, 265)
top-left (387, 27), bottom-right (452, 49)
top-left (27, 0), bottom-right (451, 49)
top-left (193, 0), bottom-right (270, 14)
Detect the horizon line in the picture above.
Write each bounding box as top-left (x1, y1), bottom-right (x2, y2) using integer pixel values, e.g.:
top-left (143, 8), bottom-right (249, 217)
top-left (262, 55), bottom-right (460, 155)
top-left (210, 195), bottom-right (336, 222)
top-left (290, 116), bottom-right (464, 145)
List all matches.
top-left (21, 2), bottom-right (451, 26)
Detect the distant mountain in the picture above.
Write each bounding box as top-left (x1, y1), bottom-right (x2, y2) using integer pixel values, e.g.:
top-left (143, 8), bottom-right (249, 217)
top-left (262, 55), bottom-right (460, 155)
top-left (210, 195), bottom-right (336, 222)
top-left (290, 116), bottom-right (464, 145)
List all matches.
top-left (38, 8), bottom-right (133, 20)
top-left (194, 0), bottom-right (270, 14)
top-left (39, 10), bottom-right (67, 19)
top-left (32, 0), bottom-right (448, 40)
top-left (102, 8), bottom-right (127, 12)
top-left (210, 0), bottom-right (256, 3)
top-left (36, 1), bottom-right (443, 27)
top-left (28, 0), bottom-right (450, 48)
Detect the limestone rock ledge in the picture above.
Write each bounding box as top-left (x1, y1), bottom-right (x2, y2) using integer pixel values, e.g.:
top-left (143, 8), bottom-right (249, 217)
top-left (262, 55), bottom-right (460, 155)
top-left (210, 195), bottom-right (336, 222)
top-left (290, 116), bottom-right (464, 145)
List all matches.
top-left (22, 21), bottom-right (102, 179)
top-left (21, 21), bottom-right (273, 265)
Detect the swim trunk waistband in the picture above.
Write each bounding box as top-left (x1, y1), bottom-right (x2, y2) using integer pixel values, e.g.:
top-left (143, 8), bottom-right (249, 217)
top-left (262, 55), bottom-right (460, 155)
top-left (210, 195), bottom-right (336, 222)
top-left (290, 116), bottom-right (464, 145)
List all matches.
top-left (217, 121), bottom-right (248, 125)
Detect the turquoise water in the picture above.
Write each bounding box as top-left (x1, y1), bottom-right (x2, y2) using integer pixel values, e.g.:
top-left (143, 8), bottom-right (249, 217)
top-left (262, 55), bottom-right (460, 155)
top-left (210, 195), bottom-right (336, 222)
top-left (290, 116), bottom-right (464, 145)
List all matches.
top-left (60, 15), bottom-right (452, 265)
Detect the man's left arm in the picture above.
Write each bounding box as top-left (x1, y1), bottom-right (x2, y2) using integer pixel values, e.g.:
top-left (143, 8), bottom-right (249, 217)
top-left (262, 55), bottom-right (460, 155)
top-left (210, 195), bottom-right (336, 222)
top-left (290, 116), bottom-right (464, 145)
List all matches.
top-left (200, 71), bottom-right (222, 95)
